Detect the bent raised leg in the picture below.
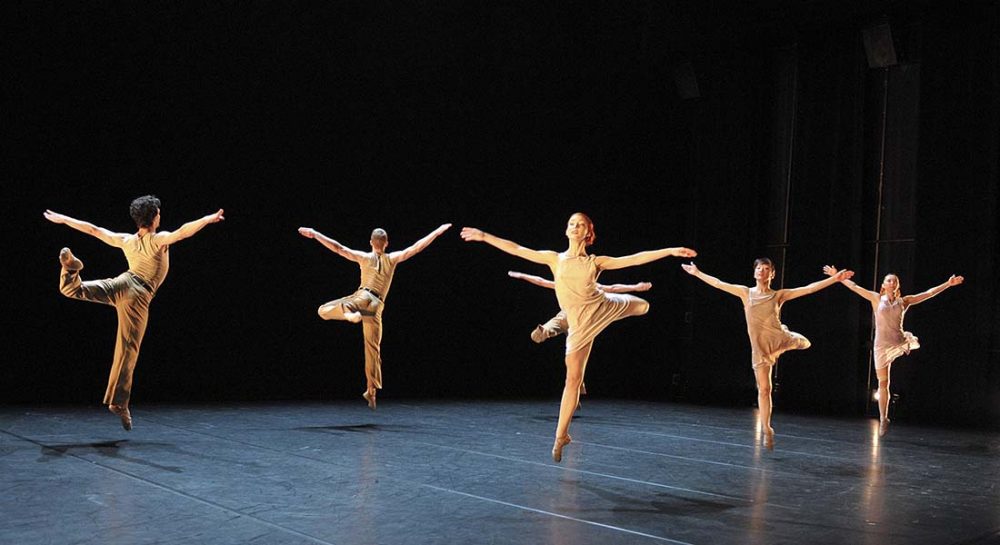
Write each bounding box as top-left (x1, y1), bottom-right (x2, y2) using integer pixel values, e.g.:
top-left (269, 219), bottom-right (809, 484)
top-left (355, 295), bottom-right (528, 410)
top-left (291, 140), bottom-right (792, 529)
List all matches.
top-left (531, 310), bottom-right (568, 344)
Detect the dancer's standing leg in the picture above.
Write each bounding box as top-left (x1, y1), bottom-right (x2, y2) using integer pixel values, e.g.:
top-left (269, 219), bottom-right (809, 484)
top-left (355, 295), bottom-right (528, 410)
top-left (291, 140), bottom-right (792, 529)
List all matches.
top-left (754, 365), bottom-right (775, 449)
top-left (876, 366), bottom-right (891, 435)
top-left (553, 341), bottom-right (592, 461)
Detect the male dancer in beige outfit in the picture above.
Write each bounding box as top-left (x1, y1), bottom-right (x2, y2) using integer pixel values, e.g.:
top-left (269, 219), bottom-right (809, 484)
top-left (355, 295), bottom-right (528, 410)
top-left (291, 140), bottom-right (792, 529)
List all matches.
top-left (44, 196), bottom-right (224, 430)
top-left (298, 223), bottom-right (451, 409)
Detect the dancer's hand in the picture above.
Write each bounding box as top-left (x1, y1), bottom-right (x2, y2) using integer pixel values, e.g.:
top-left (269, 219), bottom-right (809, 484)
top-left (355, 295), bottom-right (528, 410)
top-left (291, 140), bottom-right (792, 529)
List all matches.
top-left (436, 223), bottom-right (453, 234)
top-left (43, 210), bottom-right (67, 224)
top-left (822, 265), bottom-right (838, 277)
top-left (948, 274), bottom-right (964, 286)
top-left (681, 262), bottom-right (699, 275)
top-left (673, 247), bottom-right (697, 258)
top-left (834, 269), bottom-right (855, 282)
top-left (298, 227), bottom-right (316, 239)
top-left (507, 271), bottom-right (526, 279)
top-left (205, 209), bottom-right (225, 223)
top-left (634, 282), bottom-right (653, 291)
top-left (460, 227), bottom-right (484, 242)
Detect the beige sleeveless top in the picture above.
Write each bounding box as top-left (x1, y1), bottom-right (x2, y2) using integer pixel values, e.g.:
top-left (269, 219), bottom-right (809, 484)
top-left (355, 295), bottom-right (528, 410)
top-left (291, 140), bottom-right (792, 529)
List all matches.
top-left (122, 232), bottom-right (169, 292)
top-left (359, 252), bottom-right (396, 300)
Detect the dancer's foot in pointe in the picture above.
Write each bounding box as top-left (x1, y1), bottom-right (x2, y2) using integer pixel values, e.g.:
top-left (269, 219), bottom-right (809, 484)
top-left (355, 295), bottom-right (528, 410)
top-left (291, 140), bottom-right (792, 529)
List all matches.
top-left (551, 434), bottom-right (572, 463)
top-left (108, 404), bottom-right (132, 431)
top-left (59, 247), bottom-right (83, 271)
top-left (362, 389), bottom-right (376, 410)
top-left (345, 311), bottom-right (362, 324)
top-left (879, 418), bottom-right (890, 437)
top-left (763, 427), bottom-right (775, 450)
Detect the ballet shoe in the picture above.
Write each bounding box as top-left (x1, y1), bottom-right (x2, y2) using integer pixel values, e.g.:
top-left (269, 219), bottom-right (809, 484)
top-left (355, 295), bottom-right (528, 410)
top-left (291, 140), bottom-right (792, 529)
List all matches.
top-left (108, 404), bottom-right (132, 431)
top-left (763, 427), bottom-right (775, 450)
top-left (362, 390), bottom-right (376, 410)
top-left (530, 325), bottom-right (547, 344)
top-left (59, 247), bottom-right (83, 271)
top-left (879, 418), bottom-right (890, 437)
top-left (551, 434), bottom-right (572, 463)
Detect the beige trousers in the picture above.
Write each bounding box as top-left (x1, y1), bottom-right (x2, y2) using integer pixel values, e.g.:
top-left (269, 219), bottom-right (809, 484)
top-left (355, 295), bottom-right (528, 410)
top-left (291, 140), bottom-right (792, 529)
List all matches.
top-left (318, 290), bottom-right (383, 390)
top-left (537, 309), bottom-right (569, 340)
top-left (60, 269), bottom-right (153, 406)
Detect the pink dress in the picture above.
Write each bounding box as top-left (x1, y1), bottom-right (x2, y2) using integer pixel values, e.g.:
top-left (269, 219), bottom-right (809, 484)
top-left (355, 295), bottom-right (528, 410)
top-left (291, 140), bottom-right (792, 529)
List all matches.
top-left (873, 295), bottom-right (920, 370)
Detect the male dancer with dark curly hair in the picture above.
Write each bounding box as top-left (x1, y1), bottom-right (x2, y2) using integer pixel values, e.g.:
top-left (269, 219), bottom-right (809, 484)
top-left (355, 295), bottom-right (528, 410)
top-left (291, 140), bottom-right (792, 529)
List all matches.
top-left (44, 196), bottom-right (224, 430)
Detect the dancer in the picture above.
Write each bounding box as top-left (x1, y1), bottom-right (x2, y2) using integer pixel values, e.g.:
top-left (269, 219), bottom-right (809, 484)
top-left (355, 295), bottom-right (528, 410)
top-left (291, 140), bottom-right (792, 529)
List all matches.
top-left (508, 271), bottom-right (653, 401)
top-left (299, 223), bottom-right (451, 409)
top-left (507, 271), bottom-right (652, 344)
top-left (823, 266), bottom-right (964, 436)
top-left (681, 259), bottom-right (853, 449)
top-left (44, 197), bottom-right (225, 430)
top-left (461, 213), bottom-right (695, 462)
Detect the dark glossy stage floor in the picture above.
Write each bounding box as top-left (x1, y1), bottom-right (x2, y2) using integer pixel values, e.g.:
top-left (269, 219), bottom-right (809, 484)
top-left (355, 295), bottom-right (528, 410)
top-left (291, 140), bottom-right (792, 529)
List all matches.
top-left (2, 399), bottom-right (999, 545)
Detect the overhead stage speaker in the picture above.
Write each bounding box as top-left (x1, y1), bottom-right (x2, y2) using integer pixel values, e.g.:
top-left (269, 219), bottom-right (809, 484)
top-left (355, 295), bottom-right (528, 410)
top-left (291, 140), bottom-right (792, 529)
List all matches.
top-left (862, 23), bottom-right (898, 68)
top-left (673, 61), bottom-right (700, 99)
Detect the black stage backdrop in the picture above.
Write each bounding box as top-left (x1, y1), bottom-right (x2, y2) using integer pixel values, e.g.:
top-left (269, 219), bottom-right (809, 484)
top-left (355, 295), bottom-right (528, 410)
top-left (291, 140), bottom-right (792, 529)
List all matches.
top-left (3, 2), bottom-right (997, 429)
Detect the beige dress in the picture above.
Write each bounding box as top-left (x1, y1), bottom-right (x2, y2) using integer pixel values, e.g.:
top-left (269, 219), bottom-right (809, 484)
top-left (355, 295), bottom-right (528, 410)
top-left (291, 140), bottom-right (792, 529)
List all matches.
top-left (59, 232), bottom-right (168, 405)
top-left (744, 288), bottom-right (811, 370)
top-left (319, 252), bottom-right (397, 389)
top-left (553, 254), bottom-right (648, 354)
top-left (873, 295), bottom-right (920, 370)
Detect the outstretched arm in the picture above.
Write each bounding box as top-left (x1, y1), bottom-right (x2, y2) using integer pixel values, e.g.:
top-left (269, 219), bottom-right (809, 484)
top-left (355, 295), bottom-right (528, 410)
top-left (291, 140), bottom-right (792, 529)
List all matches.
top-left (597, 246), bottom-right (697, 271)
top-left (508, 270), bottom-right (555, 290)
top-left (154, 209), bottom-right (225, 246)
top-left (390, 223), bottom-right (452, 264)
top-left (823, 265), bottom-right (880, 305)
top-left (43, 209), bottom-right (127, 247)
top-left (298, 227), bottom-right (367, 263)
top-left (460, 227), bottom-right (557, 267)
top-left (598, 281), bottom-right (652, 294)
top-left (903, 275), bottom-right (964, 307)
top-left (780, 266), bottom-right (854, 302)
top-left (681, 262), bottom-right (748, 300)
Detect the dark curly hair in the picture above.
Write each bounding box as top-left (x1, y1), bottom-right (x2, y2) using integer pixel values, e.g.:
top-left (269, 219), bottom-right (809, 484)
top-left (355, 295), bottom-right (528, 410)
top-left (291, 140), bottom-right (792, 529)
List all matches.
top-left (129, 195), bottom-right (161, 228)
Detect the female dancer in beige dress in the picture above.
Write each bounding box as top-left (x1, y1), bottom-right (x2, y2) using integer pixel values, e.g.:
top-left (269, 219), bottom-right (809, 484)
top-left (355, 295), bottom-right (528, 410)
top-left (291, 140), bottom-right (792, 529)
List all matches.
top-left (681, 258), bottom-right (853, 449)
top-left (508, 271), bottom-right (653, 402)
top-left (44, 196), bottom-right (225, 430)
top-left (507, 271), bottom-right (652, 344)
top-left (823, 267), bottom-right (964, 436)
top-left (461, 213), bottom-right (696, 462)
top-left (299, 223), bottom-right (451, 409)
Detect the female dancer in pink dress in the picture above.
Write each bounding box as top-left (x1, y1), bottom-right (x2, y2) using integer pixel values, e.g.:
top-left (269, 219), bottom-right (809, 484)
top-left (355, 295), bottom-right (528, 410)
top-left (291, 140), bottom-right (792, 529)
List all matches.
top-left (462, 213), bottom-right (696, 462)
top-left (682, 259), bottom-right (853, 449)
top-left (823, 267), bottom-right (964, 436)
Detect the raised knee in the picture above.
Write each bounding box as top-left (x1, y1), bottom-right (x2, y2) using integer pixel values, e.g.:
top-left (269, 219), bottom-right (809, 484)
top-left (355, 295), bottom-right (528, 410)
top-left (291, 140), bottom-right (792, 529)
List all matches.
top-left (317, 306), bottom-right (332, 319)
